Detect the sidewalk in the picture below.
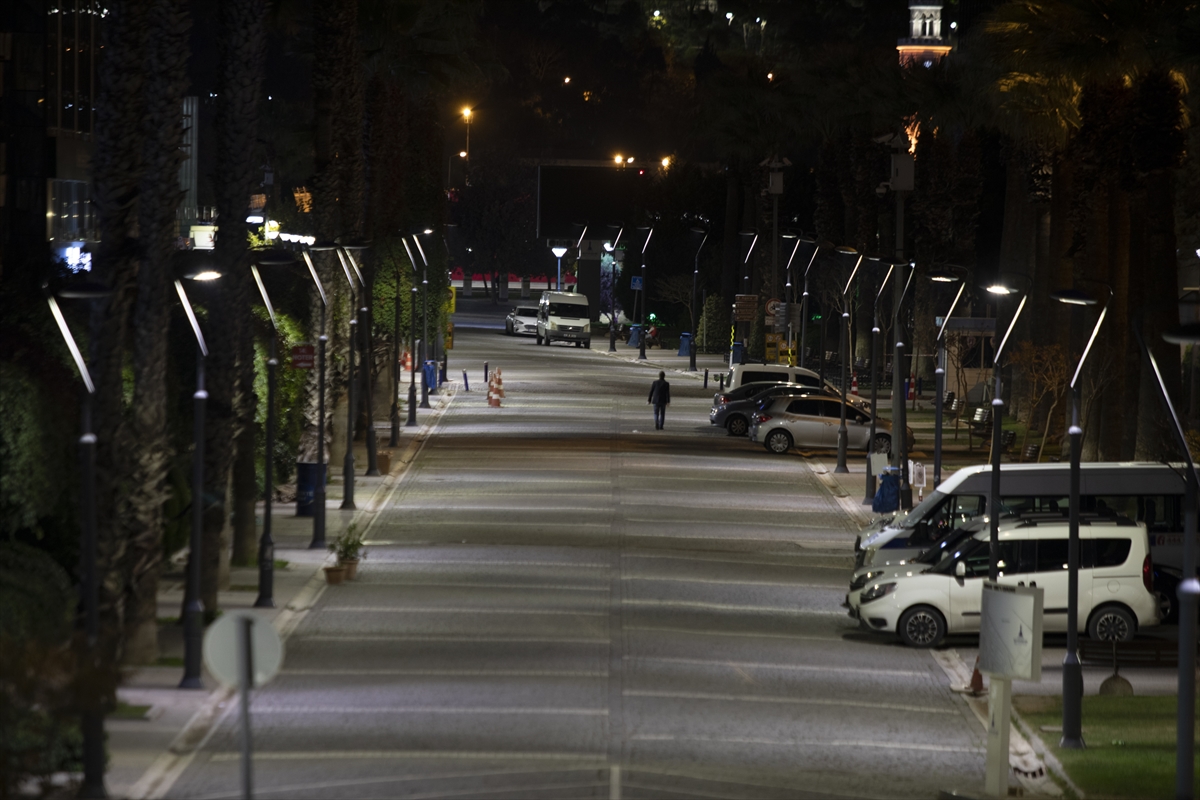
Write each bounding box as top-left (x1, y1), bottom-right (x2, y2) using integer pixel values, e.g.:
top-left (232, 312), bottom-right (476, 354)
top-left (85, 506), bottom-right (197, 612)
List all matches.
top-left (105, 393), bottom-right (453, 800)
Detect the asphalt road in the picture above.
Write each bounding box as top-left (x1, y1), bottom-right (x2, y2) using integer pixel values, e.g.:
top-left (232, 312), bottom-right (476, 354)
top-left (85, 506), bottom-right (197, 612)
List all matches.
top-left (168, 299), bottom-right (985, 799)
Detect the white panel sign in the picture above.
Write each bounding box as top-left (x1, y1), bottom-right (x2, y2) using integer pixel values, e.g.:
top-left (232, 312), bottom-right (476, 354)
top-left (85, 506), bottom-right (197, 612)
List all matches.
top-left (979, 582), bottom-right (1043, 682)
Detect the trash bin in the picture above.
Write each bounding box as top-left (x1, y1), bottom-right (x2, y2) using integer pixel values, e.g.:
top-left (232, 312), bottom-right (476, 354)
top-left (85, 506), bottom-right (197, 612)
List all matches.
top-left (731, 341), bottom-right (746, 364)
top-left (872, 469), bottom-right (900, 513)
top-left (295, 462), bottom-right (326, 517)
top-left (422, 360), bottom-right (437, 392)
top-left (678, 332), bottom-right (692, 357)
top-left (627, 325), bottom-right (642, 348)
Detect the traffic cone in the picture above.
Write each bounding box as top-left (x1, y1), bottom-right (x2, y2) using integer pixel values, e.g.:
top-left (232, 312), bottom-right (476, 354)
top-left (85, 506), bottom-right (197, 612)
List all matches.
top-left (907, 373), bottom-right (916, 401)
top-left (487, 374), bottom-right (500, 407)
top-left (969, 656), bottom-right (985, 696)
top-left (494, 369), bottom-right (505, 398)
top-left (401, 350), bottom-right (412, 371)
top-left (851, 372), bottom-right (859, 396)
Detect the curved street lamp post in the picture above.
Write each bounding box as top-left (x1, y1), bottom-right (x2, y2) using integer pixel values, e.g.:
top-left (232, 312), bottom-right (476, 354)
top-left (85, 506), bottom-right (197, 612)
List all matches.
top-left (862, 256), bottom-right (900, 502)
top-left (689, 226), bottom-right (708, 372)
top-left (605, 225), bottom-right (624, 352)
top-left (412, 232), bottom-right (433, 409)
top-left (299, 247), bottom-right (330, 549)
top-left (638, 226), bottom-right (654, 360)
top-left (834, 247), bottom-right (863, 474)
top-left (332, 246), bottom-right (363, 509)
top-left (928, 266), bottom-right (969, 488)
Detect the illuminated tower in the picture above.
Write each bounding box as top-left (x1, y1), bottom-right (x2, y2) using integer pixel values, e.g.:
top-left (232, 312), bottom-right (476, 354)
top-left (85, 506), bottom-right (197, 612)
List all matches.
top-left (897, 1), bottom-right (952, 67)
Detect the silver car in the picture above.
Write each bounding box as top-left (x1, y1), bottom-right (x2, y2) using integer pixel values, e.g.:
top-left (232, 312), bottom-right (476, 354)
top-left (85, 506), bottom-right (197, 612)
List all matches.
top-left (748, 393), bottom-right (911, 455)
top-left (505, 305), bottom-right (539, 336)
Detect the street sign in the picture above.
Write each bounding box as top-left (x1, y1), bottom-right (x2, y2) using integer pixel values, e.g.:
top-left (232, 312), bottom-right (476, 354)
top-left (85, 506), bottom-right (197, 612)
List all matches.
top-left (631, 276), bottom-right (644, 291)
top-left (734, 294), bottom-right (758, 322)
top-left (203, 611), bottom-right (284, 689)
top-left (290, 345), bottom-right (314, 370)
top-left (764, 333), bottom-right (782, 364)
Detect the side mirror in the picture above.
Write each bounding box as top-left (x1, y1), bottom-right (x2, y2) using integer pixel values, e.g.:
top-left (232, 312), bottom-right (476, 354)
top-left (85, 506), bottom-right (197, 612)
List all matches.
top-left (955, 561), bottom-right (966, 578)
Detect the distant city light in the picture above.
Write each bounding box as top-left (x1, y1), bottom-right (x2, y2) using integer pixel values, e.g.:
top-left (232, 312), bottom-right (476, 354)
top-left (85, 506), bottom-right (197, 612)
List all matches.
top-left (462, 107), bottom-right (472, 119)
top-left (653, 9), bottom-right (660, 17)
top-left (726, 11), bottom-right (733, 21)
top-left (950, 21), bottom-right (958, 29)
top-left (767, 72), bottom-right (774, 80)
top-left (459, 150), bottom-right (467, 157)
top-left (626, 157), bottom-right (634, 163)
top-left (615, 154), bottom-right (623, 164)
top-left (661, 157), bottom-right (670, 168)
top-left (563, 76), bottom-right (571, 84)
top-left (246, 215), bottom-right (264, 224)
top-left (193, 270), bottom-right (221, 281)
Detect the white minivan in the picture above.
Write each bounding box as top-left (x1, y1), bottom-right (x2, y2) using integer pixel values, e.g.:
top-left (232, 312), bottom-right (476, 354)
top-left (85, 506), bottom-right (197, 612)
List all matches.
top-left (720, 364), bottom-right (870, 411)
top-left (855, 518), bottom-right (1160, 647)
top-left (536, 291), bottom-right (591, 348)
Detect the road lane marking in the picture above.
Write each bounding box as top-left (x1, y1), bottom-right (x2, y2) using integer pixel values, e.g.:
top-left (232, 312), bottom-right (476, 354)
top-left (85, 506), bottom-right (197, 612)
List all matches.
top-left (625, 517), bottom-right (832, 530)
top-left (622, 689), bottom-right (956, 715)
top-left (622, 576), bottom-right (842, 589)
top-left (319, 606), bottom-right (607, 616)
top-left (624, 626), bottom-right (845, 643)
top-left (281, 668), bottom-right (608, 678)
top-left (197, 768), bottom-right (609, 800)
top-left (621, 599), bottom-right (844, 616)
top-left (207, 750), bottom-right (608, 763)
top-left (249, 706), bottom-right (608, 716)
top-left (624, 655), bottom-right (929, 678)
top-left (629, 734), bottom-right (980, 753)
top-left (295, 635), bottom-right (608, 643)
top-left (345, 558), bottom-right (610, 569)
top-left (623, 552), bottom-right (849, 569)
top-left (353, 581), bottom-right (609, 592)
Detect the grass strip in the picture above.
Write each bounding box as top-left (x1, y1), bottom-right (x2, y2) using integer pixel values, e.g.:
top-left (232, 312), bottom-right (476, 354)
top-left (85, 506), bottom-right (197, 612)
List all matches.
top-left (1014, 694), bottom-right (1199, 799)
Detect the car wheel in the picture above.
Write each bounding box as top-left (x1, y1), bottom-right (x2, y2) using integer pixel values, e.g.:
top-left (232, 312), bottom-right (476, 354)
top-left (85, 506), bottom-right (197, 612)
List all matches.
top-left (763, 429), bottom-right (792, 454)
top-left (726, 415), bottom-right (749, 437)
top-left (1088, 604), bottom-right (1136, 642)
top-left (872, 433), bottom-right (892, 454)
top-left (1153, 589), bottom-right (1178, 624)
top-left (585, 340), bottom-right (591, 349)
top-left (575, 341), bottom-right (581, 348)
top-left (898, 605), bottom-right (946, 648)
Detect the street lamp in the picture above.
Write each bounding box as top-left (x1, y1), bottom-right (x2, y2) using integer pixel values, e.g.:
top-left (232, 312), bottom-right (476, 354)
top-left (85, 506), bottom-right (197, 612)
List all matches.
top-left (637, 226), bottom-right (654, 361)
top-left (411, 230), bottom-right (433, 408)
top-left (1049, 281), bottom-right (1112, 750)
top-left (300, 245), bottom-right (331, 550)
top-left (45, 279), bottom-right (110, 799)
top-left (984, 273), bottom-right (1030, 581)
top-left (605, 224), bottom-right (624, 352)
top-left (401, 238), bottom-right (422, 426)
top-left (689, 225), bottom-right (708, 372)
top-left (833, 247), bottom-right (863, 473)
top-left (1150, 323), bottom-right (1199, 800)
top-left (248, 250), bottom-right (296, 608)
top-left (332, 245), bottom-right (363, 509)
top-left (172, 266), bottom-right (220, 689)
top-left (797, 238), bottom-right (823, 370)
top-left (862, 256), bottom-right (901, 503)
top-left (339, 242), bottom-right (377, 476)
top-left (462, 107), bottom-right (473, 161)
top-left (551, 246), bottom-right (568, 291)
top-left (929, 265), bottom-right (969, 488)
top-left (892, 262), bottom-right (918, 509)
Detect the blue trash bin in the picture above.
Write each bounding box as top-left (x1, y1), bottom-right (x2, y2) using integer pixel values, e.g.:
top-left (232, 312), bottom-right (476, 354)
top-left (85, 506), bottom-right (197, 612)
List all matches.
top-left (731, 341), bottom-right (746, 364)
top-left (678, 332), bottom-right (692, 357)
top-left (295, 462), bottom-right (326, 517)
top-left (872, 470), bottom-right (900, 513)
top-left (423, 360), bottom-right (437, 392)
top-left (627, 325), bottom-right (642, 348)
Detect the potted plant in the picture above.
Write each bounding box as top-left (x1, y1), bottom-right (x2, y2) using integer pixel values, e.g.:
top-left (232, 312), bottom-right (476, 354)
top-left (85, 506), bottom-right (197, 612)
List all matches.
top-left (329, 524), bottom-right (367, 580)
top-left (322, 563), bottom-right (347, 585)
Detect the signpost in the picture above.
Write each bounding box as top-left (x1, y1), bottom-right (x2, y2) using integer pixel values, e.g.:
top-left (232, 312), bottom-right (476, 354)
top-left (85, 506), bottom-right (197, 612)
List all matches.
top-left (630, 276), bottom-right (643, 291)
top-left (204, 612), bottom-right (285, 800)
top-left (765, 333), bottom-right (782, 364)
top-left (290, 345), bottom-right (314, 370)
top-left (734, 294), bottom-right (758, 322)
top-left (978, 582), bottom-right (1043, 798)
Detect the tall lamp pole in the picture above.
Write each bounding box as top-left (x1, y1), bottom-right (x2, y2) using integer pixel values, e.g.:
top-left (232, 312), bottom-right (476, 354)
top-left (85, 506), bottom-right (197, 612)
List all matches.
top-left (862, 257), bottom-right (899, 503)
top-left (249, 253), bottom-right (295, 608)
top-left (605, 225), bottom-right (624, 351)
top-left (46, 282), bottom-right (111, 799)
top-left (1148, 322), bottom-right (1199, 800)
top-left (985, 274), bottom-right (1030, 580)
top-left (928, 266), bottom-right (968, 488)
top-left (834, 247), bottom-right (863, 474)
top-left (1050, 282), bottom-right (1112, 750)
top-left (300, 247), bottom-right (330, 549)
top-left (892, 263), bottom-right (917, 509)
top-left (412, 231), bottom-right (433, 409)
top-left (340, 244), bottom-right (377, 476)
top-left (798, 240), bottom-right (822, 370)
top-left (551, 246), bottom-right (568, 292)
top-left (638, 226), bottom-right (654, 360)
top-left (401, 238), bottom-right (421, 426)
top-left (333, 246), bottom-right (362, 510)
top-left (389, 255), bottom-right (403, 447)
top-left (172, 270), bottom-right (219, 689)
top-left (689, 226), bottom-right (708, 371)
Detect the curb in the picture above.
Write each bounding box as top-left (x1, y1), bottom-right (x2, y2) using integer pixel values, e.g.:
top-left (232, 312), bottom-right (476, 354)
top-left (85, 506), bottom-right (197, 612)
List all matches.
top-left (124, 389), bottom-right (456, 800)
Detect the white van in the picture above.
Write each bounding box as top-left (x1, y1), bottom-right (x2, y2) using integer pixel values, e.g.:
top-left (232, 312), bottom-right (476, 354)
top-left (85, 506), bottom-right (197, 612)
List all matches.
top-left (855, 462), bottom-right (1188, 570)
top-left (854, 518), bottom-right (1160, 647)
top-left (721, 364), bottom-right (870, 411)
top-left (536, 291), bottom-right (591, 348)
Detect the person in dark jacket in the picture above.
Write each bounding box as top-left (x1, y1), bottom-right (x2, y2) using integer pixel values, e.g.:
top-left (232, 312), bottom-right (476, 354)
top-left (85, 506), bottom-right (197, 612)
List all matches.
top-left (648, 371), bottom-right (671, 429)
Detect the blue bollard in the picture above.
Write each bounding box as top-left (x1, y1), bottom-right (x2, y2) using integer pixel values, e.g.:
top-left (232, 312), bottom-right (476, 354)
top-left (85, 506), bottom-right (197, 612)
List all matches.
top-left (462, 370), bottom-right (469, 392)
top-left (484, 361), bottom-right (488, 383)
top-left (704, 368), bottom-right (709, 388)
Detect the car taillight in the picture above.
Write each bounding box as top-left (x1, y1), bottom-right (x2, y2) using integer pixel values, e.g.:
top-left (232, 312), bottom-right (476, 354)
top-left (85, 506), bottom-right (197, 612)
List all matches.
top-left (1143, 553), bottom-right (1152, 594)
top-left (753, 413), bottom-right (772, 423)
top-left (719, 397), bottom-right (729, 405)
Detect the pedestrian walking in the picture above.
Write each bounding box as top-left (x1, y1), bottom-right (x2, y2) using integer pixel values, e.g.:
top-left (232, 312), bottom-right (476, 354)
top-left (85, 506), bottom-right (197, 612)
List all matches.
top-left (648, 371), bottom-right (670, 430)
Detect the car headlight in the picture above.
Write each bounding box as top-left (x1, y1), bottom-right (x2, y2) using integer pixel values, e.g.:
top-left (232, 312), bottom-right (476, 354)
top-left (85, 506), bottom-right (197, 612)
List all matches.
top-left (849, 570), bottom-right (885, 591)
top-left (582, 322), bottom-right (590, 332)
top-left (859, 582), bottom-right (897, 604)
top-left (549, 322), bottom-right (558, 330)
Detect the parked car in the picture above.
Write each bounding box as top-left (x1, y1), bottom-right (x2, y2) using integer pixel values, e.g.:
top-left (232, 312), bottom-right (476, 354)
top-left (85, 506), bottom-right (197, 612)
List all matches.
top-left (505, 305), bottom-right (539, 336)
top-left (748, 393), bottom-right (912, 455)
top-left (720, 364), bottom-right (872, 412)
top-left (710, 381), bottom-right (807, 436)
top-left (853, 519), bottom-right (1160, 647)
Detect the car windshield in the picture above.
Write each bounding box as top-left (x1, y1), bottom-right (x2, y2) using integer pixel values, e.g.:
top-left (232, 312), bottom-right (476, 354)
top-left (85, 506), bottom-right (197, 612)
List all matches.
top-left (548, 303), bottom-right (587, 317)
top-left (929, 536), bottom-right (987, 575)
top-left (748, 384), bottom-right (803, 402)
top-left (516, 307), bottom-right (537, 316)
top-left (913, 527), bottom-right (979, 564)
top-left (900, 491), bottom-right (948, 529)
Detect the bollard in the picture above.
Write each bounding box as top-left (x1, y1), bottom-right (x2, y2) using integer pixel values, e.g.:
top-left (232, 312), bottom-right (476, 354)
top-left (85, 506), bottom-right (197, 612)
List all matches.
top-left (462, 370), bottom-right (469, 392)
top-left (484, 361), bottom-right (489, 383)
top-left (719, 374), bottom-right (725, 390)
top-left (703, 368), bottom-right (709, 388)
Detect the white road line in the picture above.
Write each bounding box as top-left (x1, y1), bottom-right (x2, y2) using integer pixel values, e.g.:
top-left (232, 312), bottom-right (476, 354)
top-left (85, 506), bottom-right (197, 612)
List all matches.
top-left (250, 706), bottom-right (608, 716)
top-left (623, 552), bottom-right (849, 569)
top-left (207, 750), bottom-right (608, 764)
top-left (391, 520), bottom-right (611, 528)
top-left (622, 690), bottom-right (956, 715)
top-left (354, 582), bottom-right (609, 592)
top-left (624, 626), bottom-right (845, 643)
top-left (621, 599), bottom-right (843, 616)
top-left (320, 606), bottom-right (607, 616)
top-left (630, 734), bottom-right (980, 753)
top-left (625, 517), bottom-right (828, 530)
top-left (281, 668), bottom-right (608, 678)
top-left (295, 635), bottom-right (608, 644)
top-left (624, 656), bottom-right (929, 678)
top-left (623, 576), bottom-right (841, 589)
top-left (348, 558), bottom-right (610, 569)
top-left (197, 768), bottom-right (608, 800)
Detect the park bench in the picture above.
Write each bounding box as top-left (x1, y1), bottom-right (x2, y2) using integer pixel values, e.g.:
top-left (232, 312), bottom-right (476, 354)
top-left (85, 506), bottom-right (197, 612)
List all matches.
top-left (1078, 637), bottom-right (1191, 669)
top-left (998, 429), bottom-right (1017, 455)
top-left (967, 407), bottom-right (992, 450)
top-left (1022, 443), bottom-right (1041, 463)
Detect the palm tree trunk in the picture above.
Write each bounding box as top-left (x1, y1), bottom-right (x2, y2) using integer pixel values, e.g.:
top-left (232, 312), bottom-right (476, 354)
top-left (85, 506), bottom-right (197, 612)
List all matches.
top-left (89, 0), bottom-right (152, 663)
top-left (122, 0), bottom-right (192, 665)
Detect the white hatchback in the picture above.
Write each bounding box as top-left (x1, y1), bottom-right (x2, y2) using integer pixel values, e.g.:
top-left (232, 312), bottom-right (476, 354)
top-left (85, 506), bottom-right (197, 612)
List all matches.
top-left (854, 519), bottom-right (1160, 647)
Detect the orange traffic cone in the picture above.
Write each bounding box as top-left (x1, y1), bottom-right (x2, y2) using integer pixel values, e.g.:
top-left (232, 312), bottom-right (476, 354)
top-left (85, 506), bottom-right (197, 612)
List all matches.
top-left (493, 369), bottom-right (505, 398)
top-left (401, 350), bottom-right (412, 371)
top-left (907, 373), bottom-right (916, 401)
top-left (851, 372), bottom-right (859, 396)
